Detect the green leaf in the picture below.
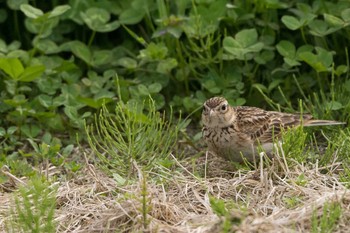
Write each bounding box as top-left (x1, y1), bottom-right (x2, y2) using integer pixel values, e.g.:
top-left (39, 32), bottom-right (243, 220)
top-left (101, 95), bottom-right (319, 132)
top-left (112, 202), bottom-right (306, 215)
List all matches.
top-left (95, 21), bottom-right (120, 33)
top-left (62, 144), bottom-right (74, 156)
top-left (298, 47), bottom-right (333, 72)
top-left (7, 0), bottom-right (28, 10)
top-left (77, 97), bottom-right (99, 108)
top-left (235, 28), bottom-right (258, 47)
top-left (203, 79), bottom-right (221, 94)
top-left (181, 97), bottom-right (193, 111)
top-left (296, 45), bottom-right (314, 57)
top-left (0, 127), bottom-right (5, 136)
top-left (232, 97), bottom-right (246, 106)
top-left (246, 42), bottom-right (264, 52)
top-left (80, 7), bottom-right (110, 26)
top-left (119, 7), bottom-right (145, 25)
top-left (299, 52), bottom-right (318, 68)
top-left (18, 65), bottom-right (45, 82)
top-left (64, 106), bottom-right (79, 121)
top-left (325, 101), bottom-right (343, 110)
top-left (281, 15), bottom-right (302, 30)
top-left (3, 94), bottom-right (27, 106)
top-left (299, 52), bottom-right (330, 73)
top-left (45, 114), bottom-right (65, 131)
top-left (34, 39), bottom-right (60, 54)
top-left (335, 65), bottom-right (348, 76)
top-left (20, 4), bottom-right (44, 19)
top-left (91, 50), bottom-right (112, 66)
top-left (82, 111), bottom-right (92, 118)
top-left (4, 80), bottom-right (16, 95)
top-left (284, 57), bottom-right (301, 67)
top-left (315, 47), bottom-right (333, 68)
top-left (0, 39), bottom-right (7, 53)
top-left (7, 126), bottom-right (18, 135)
top-left (0, 58), bottom-right (24, 79)
top-left (49, 5), bottom-right (71, 18)
top-left (38, 94), bottom-right (53, 108)
top-left (77, 96), bottom-right (112, 108)
top-left (37, 75), bottom-right (62, 95)
top-left (148, 83), bottom-right (162, 93)
top-left (139, 42), bottom-right (168, 61)
top-left (137, 84), bottom-right (150, 96)
top-left (324, 14), bottom-right (344, 27)
top-left (156, 58), bottom-right (178, 74)
top-left (196, 0), bottom-right (226, 27)
top-left (116, 57), bottom-right (138, 69)
top-left (80, 7), bottom-right (119, 32)
top-left (276, 40), bottom-right (296, 58)
top-left (223, 29), bottom-right (263, 60)
top-left (27, 138), bottom-right (39, 152)
top-left (223, 37), bottom-right (263, 60)
top-left (223, 36), bottom-right (242, 50)
top-left (8, 41), bottom-right (21, 51)
top-left (256, 50), bottom-right (275, 64)
top-left (308, 19), bottom-right (339, 37)
top-left (21, 124), bottom-right (41, 138)
top-left (69, 41), bottom-right (92, 65)
top-left (157, 0), bottom-right (167, 20)
top-left (341, 8), bottom-right (350, 22)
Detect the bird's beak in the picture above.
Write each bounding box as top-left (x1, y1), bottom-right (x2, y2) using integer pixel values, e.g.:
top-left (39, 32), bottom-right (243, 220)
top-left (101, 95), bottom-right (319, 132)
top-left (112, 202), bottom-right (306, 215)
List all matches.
top-left (209, 109), bottom-right (214, 117)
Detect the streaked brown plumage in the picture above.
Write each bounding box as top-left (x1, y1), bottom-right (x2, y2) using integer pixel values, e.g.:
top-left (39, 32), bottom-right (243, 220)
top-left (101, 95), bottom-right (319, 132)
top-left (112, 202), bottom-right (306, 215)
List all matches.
top-left (202, 97), bottom-right (345, 162)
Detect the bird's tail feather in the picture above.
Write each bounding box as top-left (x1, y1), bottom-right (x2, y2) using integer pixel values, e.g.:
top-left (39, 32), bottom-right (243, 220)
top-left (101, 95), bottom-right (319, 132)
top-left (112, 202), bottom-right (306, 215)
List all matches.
top-left (304, 120), bottom-right (346, 127)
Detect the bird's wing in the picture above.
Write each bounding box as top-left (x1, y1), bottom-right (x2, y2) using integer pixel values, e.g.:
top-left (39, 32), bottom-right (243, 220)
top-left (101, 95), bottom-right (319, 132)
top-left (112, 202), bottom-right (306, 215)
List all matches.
top-left (235, 106), bottom-right (312, 143)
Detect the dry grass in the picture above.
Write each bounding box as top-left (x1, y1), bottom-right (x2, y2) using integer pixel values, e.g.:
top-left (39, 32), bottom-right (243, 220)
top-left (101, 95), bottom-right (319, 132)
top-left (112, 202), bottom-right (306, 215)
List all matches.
top-left (0, 148), bottom-right (349, 232)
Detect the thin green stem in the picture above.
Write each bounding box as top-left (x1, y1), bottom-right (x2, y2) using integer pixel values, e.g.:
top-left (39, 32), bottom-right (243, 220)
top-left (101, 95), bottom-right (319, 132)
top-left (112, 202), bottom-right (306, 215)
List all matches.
top-left (14, 11), bottom-right (21, 42)
top-left (346, 47), bottom-right (349, 79)
top-left (176, 39), bottom-right (189, 94)
top-left (316, 72), bottom-right (325, 95)
top-left (293, 74), bottom-right (308, 103)
top-left (87, 30), bottom-right (96, 47)
top-left (300, 27), bottom-right (307, 44)
top-left (331, 63), bottom-right (335, 103)
top-left (278, 86), bottom-right (293, 110)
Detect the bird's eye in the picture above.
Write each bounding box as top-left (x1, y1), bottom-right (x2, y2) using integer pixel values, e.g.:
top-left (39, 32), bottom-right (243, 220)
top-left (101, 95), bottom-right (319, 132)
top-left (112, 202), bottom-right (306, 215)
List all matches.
top-left (221, 104), bottom-right (227, 111)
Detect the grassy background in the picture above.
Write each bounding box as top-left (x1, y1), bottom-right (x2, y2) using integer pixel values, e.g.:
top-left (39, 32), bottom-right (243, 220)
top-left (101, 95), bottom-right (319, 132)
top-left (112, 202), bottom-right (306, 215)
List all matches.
top-left (0, 0), bottom-right (350, 232)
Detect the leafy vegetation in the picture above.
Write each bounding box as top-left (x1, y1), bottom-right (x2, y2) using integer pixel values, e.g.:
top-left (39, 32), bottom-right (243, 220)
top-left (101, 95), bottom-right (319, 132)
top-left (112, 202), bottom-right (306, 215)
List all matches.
top-left (6, 176), bottom-right (57, 233)
top-left (0, 0), bottom-right (350, 232)
top-left (86, 96), bottom-right (179, 179)
top-left (311, 202), bottom-right (342, 233)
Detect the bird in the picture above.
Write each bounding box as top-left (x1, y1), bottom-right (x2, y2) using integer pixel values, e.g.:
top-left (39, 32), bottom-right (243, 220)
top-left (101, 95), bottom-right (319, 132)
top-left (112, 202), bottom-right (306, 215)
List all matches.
top-left (202, 96), bottom-right (345, 162)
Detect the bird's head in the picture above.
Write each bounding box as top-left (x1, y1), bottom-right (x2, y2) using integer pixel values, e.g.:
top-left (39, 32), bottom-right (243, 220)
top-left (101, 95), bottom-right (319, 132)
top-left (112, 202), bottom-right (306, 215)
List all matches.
top-left (202, 97), bottom-right (235, 127)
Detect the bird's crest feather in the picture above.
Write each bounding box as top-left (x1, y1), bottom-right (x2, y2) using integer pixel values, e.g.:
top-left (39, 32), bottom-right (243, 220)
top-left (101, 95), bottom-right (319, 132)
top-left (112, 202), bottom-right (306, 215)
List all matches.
top-left (205, 97), bottom-right (226, 108)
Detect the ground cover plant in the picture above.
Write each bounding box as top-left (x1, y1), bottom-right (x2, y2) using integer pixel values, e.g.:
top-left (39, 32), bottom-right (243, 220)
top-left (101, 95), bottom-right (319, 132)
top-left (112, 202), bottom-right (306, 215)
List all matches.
top-left (1, 0), bottom-right (350, 232)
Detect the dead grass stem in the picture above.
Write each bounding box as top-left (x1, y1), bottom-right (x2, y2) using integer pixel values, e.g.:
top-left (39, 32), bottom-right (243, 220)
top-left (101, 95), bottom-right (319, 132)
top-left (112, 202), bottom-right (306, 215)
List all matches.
top-left (0, 151), bottom-right (349, 232)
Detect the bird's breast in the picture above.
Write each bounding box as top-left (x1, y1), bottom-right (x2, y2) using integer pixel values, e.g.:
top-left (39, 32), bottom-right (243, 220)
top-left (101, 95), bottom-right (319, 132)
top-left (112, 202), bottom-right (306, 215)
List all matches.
top-left (202, 124), bottom-right (266, 162)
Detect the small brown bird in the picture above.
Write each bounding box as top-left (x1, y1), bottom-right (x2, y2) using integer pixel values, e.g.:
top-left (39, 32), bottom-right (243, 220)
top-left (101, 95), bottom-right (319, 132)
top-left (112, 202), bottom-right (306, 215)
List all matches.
top-left (202, 97), bottom-right (345, 162)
